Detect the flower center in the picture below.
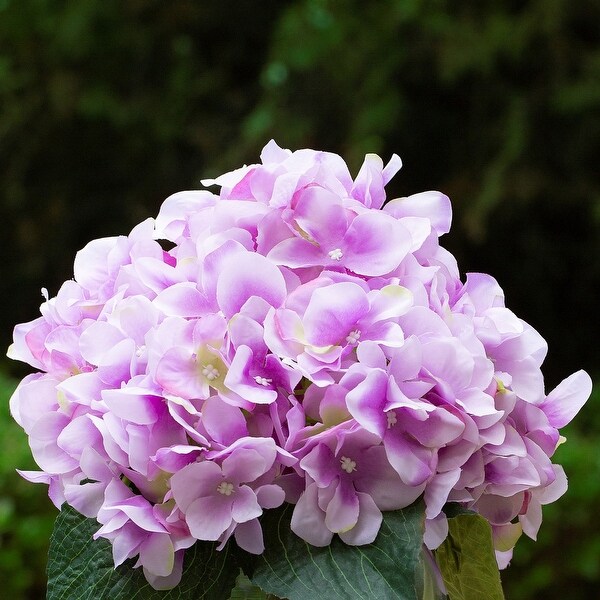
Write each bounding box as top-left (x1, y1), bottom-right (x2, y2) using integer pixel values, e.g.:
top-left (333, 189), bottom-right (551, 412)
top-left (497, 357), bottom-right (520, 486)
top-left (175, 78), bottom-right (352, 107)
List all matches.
top-left (202, 364), bottom-right (220, 381)
top-left (254, 375), bottom-right (272, 386)
top-left (345, 329), bottom-right (361, 345)
top-left (328, 248), bottom-right (343, 261)
top-left (216, 481), bottom-right (235, 496)
top-left (386, 410), bottom-right (397, 429)
top-left (340, 456), bottom-right (357, 473)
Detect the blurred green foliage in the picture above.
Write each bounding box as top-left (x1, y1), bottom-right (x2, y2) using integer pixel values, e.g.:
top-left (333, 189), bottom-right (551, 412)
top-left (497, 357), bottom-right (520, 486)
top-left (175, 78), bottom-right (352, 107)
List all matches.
top-left (0, 372), bottom-right (54, 599)
top-left (503, 385), bottom-right (600, 599)
top-left (0, 0), bottom-right (598, 598)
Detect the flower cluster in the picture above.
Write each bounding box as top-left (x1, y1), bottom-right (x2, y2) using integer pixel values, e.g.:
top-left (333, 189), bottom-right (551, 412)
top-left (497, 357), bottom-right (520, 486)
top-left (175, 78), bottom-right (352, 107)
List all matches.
top-left (9, 141), bottom-right (591, 589)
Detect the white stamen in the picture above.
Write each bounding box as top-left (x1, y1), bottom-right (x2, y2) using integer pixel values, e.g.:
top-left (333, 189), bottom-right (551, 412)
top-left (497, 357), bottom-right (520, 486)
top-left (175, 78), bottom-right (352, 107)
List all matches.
top-left (135, 345), bottom-right (146, 358)
top-left (386, 410), bottom-right (397, 429)
top-left (328, 248), bottom-right (343, 261)
top-left (202, 364), bottom-right (220, 381)
top-left (254, 375), bottom-right (272, 386)
top-left (340, 456), bottom-right (357, 474)
top-left (216, 481), bottom-right (235, 496)
top-left (345, 329), bottom-right (361, 345)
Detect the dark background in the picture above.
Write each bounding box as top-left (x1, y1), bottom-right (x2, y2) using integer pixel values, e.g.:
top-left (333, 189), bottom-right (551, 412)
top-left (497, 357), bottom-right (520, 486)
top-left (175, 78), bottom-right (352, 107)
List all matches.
top-left (0, 1), bottom-right (598, 598)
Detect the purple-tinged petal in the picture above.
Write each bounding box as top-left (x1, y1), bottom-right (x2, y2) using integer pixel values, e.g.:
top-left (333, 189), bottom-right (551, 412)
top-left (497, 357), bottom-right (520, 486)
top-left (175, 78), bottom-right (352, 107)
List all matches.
top-left (29, 413), bottom-right (78, 474)
top-left (185, 495), bottom-right (233, 541)
top-left (152, 445), bottom-right (204, 473)
top-left (424, 514), bottom-right (449, 550)
top-left (384, 431), bottom-right (436, 486)
top-left (234, 518), bottom-right (264, 554)
top-left (290, 482), bottom-right (333, 547)
top-left (506, 357), bottom-right (545, 403)
top-left (153, 283), bottom-right (210, 318)
top-left (345, 369), bottom-right (387, 437)
top-left (65, 480), bottom-right (106, 518)
top-left (267, 237), bottom-right (327, 269)
top-left (344, 212), bottom-right (412, 276)
top-left (367, 285), bottom-right (413, 322)
top-left (293, 186), bottom-right (350, 245)
top-left (216, 252), bottom-right (286, 318)
top-left (73, 237), bottom-right (118, 291)
top-left (57, 372), bottom-right (108, 408)
top-left (476, 493), bottom-right (524, 526)
top-left (231, 485), bottom-right (262, 523)
top-left (222, 447), bottom-right (270, 484)
top-left (109, 524), bottom-right (144, 566)
top-left (155, 348), bottom-right (208, 400)
top-left (202, 396), bottom-right (248, 446)
top-left (424, 469), bottom-right (461, 519)
top-left (538, 465), bottom-right (568, 505)
top-left (57, 415), bottom-right (101, 459)
top-left (223, 345), bottom-right (277, 405)
top-left (101, 387), bottom-right (163, 425)
top-left (356, 445), bottom-right (425, 510)
top-left (255, 484), bottom-right (285, 509)
top-left (143, 550), bottom-right (184, 591)
top-left (138, 533), bottom-right (175, 577)
top-left (539, 370), bottom-right (592, 429)
top-left (303, 283), bottom-right (369, 346)
top-left (384, 191), bottom-right (452, 236)
top-left (170, 461), bottom-right (223, 512)
top-left (338, 491), bottom-right (382, 545)
top-left (109, 502), bottom-right (167, 534)
top-left (351, 153), bottom-right (400, 210)
top-left (300, 443), bottom-right (338, 488)
top-left (355, 340), bottom-right (387, 369)
top-left (325, 480), bottom-right (359, 534)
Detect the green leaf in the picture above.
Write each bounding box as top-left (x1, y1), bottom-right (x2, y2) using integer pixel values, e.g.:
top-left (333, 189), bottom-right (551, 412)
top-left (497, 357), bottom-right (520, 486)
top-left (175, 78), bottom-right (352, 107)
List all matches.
top-left (229, 572), bottom-right (279, 600)
top-left (47, 504), bottom-right (240, 599)
top-left (250, 500), bottom-right (426, 600)
top-left (434, 513), bottom-right (505, 600)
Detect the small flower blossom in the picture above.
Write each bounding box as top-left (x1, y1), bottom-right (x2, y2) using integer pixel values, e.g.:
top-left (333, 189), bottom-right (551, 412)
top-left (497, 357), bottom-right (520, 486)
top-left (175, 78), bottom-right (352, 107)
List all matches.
top-left (7, 140), bottom-right (591, 589)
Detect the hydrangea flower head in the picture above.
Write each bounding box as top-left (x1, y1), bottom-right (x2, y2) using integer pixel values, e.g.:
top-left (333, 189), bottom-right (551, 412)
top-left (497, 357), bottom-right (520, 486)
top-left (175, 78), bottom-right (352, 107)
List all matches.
top-left (8, 140), bottom-right (592, 589)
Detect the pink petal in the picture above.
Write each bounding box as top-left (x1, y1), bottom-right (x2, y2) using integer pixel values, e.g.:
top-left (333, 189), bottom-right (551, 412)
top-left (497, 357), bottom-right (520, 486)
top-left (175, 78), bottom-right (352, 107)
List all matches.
top-left (290, 482), bottom-right (333, 547)
top-left (231, 485), bottom-right (262, 523)
top-left (153, 283), bottom-right (210, 318)
top-left (170, 461), bottom-right (223, 512)
top-left (325, 480), bottom-right (359, 533)
top-left (384, 191), bottom-right (452, 236)
top-left (338, 491), bottom-right (382, 545)
top-left (101, 387), bottom-right (163, 425)
top-left (234, 518), bottom-right (264, 554)
top-left (185, 495), bottom-right (233, 540)
top-left (539, 370), bottom-right (592, 429)
top-left (303, 282), bottom-right (369, 347)
top-left (345, 369), bottom-right (387, 437)
top-left (139, 533), bottom-right (175, 578)
top-left (216, 252), bottom-right (286, 318)
top-left (344, 212), bottom-right (412, 276)
top-left (385, 431), bottom-right (436, 486)
top-left (267, 237), bottom-right (325, 269)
